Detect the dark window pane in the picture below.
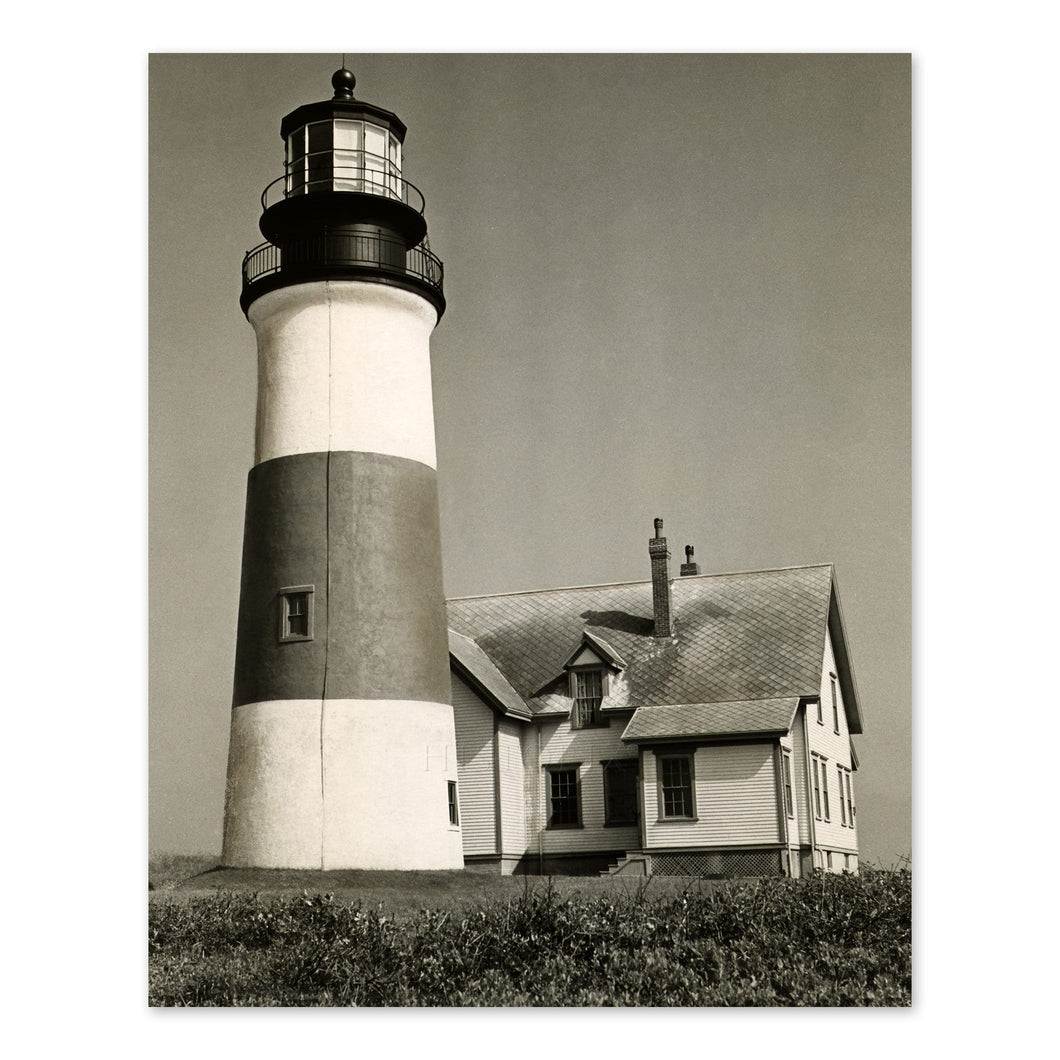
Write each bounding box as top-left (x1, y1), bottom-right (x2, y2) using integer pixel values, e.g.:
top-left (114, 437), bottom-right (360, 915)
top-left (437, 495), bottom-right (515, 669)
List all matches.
top-left (604, 761), bottom-right (638, 825)
top-left (307, 122), bottom-right (333, 191)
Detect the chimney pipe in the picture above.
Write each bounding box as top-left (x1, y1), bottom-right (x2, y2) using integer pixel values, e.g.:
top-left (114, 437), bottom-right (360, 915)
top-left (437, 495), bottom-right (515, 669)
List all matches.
top-left (680, 544), bottom-right (701, 577)
top-left (648, 517), bottom-right (673, 638)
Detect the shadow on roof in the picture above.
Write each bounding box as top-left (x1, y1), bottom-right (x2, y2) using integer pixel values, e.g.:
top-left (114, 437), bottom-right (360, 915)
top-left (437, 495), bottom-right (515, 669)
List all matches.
top-left (579, 610), bottom-right (654, 636)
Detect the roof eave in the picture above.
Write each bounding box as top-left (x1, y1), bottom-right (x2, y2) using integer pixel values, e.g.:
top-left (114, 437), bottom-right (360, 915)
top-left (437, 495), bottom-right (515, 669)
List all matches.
top-left (447, 631), bottom-right (533, 721)
top-left (622, 729), bottom-right (789, 745)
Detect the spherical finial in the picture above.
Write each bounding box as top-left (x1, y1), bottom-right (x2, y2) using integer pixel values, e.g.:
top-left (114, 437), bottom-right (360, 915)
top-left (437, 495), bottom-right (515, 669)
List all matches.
top-left (332, 67), bottom-right (356, 99)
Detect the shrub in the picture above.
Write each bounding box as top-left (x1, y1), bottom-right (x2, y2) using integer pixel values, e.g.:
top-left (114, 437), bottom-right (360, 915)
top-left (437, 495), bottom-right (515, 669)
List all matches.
top-left (149, 869), bottom-right (911, 1006)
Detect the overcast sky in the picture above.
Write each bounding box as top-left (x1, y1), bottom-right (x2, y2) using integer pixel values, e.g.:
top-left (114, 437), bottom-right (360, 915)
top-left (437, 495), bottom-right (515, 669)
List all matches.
top-left (149, 52), bottom-right (911, 866)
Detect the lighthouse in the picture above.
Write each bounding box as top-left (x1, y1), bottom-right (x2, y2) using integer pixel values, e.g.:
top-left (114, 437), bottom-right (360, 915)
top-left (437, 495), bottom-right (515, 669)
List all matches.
top-left (221, 66), bottom-right (463, 870)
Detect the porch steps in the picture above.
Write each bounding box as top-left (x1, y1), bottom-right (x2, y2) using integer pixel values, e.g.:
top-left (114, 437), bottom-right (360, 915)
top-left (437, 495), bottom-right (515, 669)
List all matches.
top-left (601, 852), bottom-right (651, 877)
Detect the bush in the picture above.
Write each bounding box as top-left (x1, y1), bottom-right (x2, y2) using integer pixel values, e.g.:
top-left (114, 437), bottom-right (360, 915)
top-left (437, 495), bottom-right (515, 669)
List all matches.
top-left (149, 869), bottom-right (911, 1006)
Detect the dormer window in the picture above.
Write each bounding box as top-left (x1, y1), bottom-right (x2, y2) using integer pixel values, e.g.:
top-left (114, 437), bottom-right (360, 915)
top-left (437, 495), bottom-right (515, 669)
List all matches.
top-left (547, 631), bottom-right (624, 729)
top-left (571, 669), bottom-right (605, 729)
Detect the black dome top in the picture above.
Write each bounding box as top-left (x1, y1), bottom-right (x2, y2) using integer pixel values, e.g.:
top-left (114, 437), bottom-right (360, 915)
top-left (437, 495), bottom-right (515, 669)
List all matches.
top-left (331, 67), bottom-right (356, 99)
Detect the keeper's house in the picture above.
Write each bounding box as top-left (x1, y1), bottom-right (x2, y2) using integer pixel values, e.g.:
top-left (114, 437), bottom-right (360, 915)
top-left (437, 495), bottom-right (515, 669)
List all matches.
top-left (446, 519), bottom-right (862, 878)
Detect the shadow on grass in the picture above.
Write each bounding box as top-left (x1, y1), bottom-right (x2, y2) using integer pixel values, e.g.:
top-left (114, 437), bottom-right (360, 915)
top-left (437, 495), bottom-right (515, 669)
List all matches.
top-left (150, 857), bottom-right (735, 918)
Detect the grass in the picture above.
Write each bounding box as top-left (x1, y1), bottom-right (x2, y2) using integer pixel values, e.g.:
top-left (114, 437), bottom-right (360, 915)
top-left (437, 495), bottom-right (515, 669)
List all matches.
top-left (148, 861), bottom-right (911, 1007)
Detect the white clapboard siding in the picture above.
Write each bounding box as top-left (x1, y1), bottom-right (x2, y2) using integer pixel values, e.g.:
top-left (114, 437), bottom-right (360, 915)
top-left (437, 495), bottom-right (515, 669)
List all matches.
top-left (643, 742), bottom-right (781, 849)
top-left (804, 629), bottom-right (859, 854)
top-left (536, 716), bottom-right (640, 855)
top-left (498, 717), bottom-right (526, 855)
top-left (450, 673), bottom-right (496, 856)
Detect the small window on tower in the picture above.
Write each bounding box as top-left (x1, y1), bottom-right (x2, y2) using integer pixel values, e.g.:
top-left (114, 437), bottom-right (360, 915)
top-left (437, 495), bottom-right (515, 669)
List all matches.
top-left (279, 586), bottom-right (315, 643)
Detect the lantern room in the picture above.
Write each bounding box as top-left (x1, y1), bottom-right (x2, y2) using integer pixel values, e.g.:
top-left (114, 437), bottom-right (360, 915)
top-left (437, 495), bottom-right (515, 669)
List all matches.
top-left (278, 70), bottom-right (407, 201)
top-left (241, 67), bottom-right (444, 318)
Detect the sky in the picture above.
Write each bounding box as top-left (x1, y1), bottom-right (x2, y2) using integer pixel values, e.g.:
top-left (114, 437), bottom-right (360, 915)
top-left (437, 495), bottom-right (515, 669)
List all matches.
top-left (149, 52), bottom-right (911, 866)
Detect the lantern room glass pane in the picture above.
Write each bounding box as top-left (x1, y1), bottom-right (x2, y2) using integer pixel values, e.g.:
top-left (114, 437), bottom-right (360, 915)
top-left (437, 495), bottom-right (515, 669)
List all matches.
top-left (333, 119), bottom-right (363, 191)
top-left (286, 128), bottom-right (306, 194)
top-left (333, 120), bottom-right (361, 151)
top-left (364, 123), bottom-right (386, 195)
top-left (307, 121), bottom-right (333, 192)
top-left (387, 133), bottom-right (402, 198)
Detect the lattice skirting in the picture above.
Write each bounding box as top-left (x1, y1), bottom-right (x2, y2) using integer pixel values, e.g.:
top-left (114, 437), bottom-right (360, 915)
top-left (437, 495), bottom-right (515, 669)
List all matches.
top-left (649, 848), bottom-right (783, 878)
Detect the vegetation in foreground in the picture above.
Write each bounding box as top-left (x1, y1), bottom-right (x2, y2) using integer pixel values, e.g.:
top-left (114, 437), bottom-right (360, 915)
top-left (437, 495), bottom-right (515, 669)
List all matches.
top-left (149, 867), bottom-right (910, 1006)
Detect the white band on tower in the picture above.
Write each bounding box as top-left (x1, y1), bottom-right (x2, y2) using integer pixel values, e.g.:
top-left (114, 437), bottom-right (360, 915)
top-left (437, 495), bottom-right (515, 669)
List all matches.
top-left (248, 281), bottom-right (440, 469)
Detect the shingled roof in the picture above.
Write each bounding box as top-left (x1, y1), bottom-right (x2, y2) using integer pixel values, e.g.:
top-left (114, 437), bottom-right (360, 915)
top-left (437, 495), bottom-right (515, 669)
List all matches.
top-left (621, 698), bottom-right (800, 742)
top-left (447, 564), bottom-right (862, 736)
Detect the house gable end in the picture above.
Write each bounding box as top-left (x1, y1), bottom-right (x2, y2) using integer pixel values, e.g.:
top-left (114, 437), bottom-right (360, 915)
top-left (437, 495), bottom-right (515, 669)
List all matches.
top-left (826, 571), bottom-right (864, 735)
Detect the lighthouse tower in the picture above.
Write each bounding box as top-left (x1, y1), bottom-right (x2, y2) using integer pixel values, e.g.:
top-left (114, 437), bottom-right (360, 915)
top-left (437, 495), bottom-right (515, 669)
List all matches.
top-left (221, 67), bottom-right (463, 870)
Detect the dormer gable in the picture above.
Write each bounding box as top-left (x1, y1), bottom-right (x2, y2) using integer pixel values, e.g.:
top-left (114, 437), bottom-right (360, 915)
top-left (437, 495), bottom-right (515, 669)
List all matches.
top-left (561, 631), bottom-right (627, 674)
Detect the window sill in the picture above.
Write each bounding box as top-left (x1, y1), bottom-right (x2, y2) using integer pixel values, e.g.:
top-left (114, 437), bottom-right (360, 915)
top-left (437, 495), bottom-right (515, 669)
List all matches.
top-left (546, 824), bottom-right (584, 831)
top-left (656, 817), bottom-right (698, 824)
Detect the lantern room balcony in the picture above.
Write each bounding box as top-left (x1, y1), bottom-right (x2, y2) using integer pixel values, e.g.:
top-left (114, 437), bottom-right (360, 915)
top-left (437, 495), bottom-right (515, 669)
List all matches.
top-left (240, 229), bottom-right (445, 317)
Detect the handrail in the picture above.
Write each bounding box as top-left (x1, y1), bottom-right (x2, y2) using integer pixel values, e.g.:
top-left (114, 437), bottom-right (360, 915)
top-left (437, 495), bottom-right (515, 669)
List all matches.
top-left (260, 151), bottom-right (427, 214)
top-left (241, 230), bottom-right (444, 296)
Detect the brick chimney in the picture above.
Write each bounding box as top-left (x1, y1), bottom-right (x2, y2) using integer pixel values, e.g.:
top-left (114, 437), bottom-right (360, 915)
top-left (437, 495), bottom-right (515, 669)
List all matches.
top-left (680, 544), bottom-right (700, 577)
top-left (648, 518), bottom-right (673, 638)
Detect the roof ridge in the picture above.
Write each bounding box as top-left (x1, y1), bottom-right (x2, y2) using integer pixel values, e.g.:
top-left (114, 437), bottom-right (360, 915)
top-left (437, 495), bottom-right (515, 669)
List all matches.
top-left (446, 563), bottom-right (834, 603)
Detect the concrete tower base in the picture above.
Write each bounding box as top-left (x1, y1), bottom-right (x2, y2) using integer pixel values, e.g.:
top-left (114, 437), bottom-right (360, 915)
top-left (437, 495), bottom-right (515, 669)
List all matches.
top-left (222, 698), bottom-right (463, 869)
